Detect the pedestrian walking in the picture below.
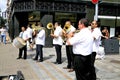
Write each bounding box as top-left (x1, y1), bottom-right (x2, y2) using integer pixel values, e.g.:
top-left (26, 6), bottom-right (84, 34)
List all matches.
top-left (0, 26), bottom-right (7, 44)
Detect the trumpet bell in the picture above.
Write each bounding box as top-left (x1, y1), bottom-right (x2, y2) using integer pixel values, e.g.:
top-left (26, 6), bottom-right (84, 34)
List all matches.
top-left (47, 23), bottom-right (53, 29)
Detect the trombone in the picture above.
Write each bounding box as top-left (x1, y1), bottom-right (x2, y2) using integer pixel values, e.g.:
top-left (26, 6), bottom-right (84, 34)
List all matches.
top-left (62, 24), bottom-right (71, 43)
top-left (62, 24), bottom-right (80, 43)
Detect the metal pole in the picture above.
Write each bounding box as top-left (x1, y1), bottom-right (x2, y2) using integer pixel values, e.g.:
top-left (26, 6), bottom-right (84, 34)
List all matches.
top-left (94, 3), bottom-right (98, 21)
top-left (0, 9), bottom-right (1, 26)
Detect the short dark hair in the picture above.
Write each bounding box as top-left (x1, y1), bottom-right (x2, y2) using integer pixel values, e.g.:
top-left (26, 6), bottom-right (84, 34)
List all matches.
top-left (22, 26), bottom-right (27, 29)
top-left (65, 19), bottom-right (71, 24)
top-left (55, 21), bottom-right (61, 26)
top-left (97, 21), bottom-right (100, 27)
top-left (79, 18), bottom-right (89, 27)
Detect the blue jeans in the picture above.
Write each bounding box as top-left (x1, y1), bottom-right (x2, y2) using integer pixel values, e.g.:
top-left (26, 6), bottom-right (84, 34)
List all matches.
top-left (1, 35), bottom-right (6, 44)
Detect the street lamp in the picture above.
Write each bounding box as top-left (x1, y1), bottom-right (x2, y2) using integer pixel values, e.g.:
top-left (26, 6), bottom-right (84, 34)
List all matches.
top-left (0, 8), bottom-right (1, 16)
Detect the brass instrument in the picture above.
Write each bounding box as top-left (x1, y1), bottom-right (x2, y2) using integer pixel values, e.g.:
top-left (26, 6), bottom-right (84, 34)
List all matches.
top-left (63, 24), bottom-right (71, 34)
top-left (32, 23), bottom-right (43, 32)
top-left (74, 29), bottom-right (80, 33)
top-left (62, 24), bottom-right (80, 43)
top-left (62, 24), bottom-right (71, 43)
top-left (33, 26), bottom-right (43, 32)
top-left (32, 23), bottom-right (47, 37)
top-left (47, 23), bottom-right (54, 34)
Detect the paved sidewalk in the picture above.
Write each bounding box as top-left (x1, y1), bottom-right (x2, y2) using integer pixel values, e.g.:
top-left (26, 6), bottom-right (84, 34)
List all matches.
top-left (0, 43), bottom-right (120, 80)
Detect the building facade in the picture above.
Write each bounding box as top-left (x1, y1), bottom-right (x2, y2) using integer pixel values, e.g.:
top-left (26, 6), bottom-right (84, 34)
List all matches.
top-left (7, 0), bottom-right (120, 46)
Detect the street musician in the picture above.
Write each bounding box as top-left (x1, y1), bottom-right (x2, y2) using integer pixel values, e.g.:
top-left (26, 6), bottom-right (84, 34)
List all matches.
top-left (50, 22), bottom-right (63, 64)
top-left (62, 20), bottom-right (76, 72)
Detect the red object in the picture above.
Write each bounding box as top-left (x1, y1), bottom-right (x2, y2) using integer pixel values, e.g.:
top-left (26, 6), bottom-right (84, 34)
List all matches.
top-left (91, 0), bottom-right (99, 4)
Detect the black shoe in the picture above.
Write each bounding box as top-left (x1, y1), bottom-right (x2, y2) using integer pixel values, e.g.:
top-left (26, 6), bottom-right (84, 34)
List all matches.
top-left (23, 58), bottom-right (27, 60)
top-left (58, 62), bottom-right (62, 64)
top-left (53, 62), bottom-right (58, 64)
top-left (33, 58), bottom-right (37, 61)
top-left (17, 57), bottom-right (21, 59)
top-left (68, 69), bottom-right (74, 72)
top-left (38, 60), bottom-right (43, 62)
top-left (63, 67), bottom-right (71, 69)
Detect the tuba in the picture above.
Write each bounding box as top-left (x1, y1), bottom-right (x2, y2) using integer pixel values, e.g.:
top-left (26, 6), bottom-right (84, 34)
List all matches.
top-left (47, 23), bottom-right (54, 34)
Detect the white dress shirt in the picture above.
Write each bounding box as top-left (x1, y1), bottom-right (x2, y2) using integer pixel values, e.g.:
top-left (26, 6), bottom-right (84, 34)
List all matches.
top-left (19, 31), bottom-right (29, 41)
top-left (53, 26), bottom-right (63, 45)
top-left (69, 28), bottom-right (93, 56)
top-left (92, 28), bottom-right (102, 53)
top-left (26, 27), bottom-right (33, 39)
top-left (36, 29), bottom-right (45, 46)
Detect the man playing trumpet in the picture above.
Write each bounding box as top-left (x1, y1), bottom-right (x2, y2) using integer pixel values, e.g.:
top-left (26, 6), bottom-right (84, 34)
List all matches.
top-left (62, 20), bottom-right (76, 72)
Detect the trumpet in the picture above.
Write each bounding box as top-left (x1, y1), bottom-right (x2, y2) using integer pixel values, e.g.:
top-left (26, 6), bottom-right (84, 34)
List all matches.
top-left (47, 23), bottom-right (54, 34)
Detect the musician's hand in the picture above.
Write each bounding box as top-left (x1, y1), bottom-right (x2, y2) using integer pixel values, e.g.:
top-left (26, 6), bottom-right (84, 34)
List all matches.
top-left (67, 32), bottom-right (74, 38)
top-left (24, 40), bottom-right (27, 42)
top-left (62, 30), bottom-right (66, 34)
top-left (50, 34), bottom-right (55, 38)
top-left (66, 39), bottom-right (71, 45)
top-left (50, 34), bottom-right (54, 37)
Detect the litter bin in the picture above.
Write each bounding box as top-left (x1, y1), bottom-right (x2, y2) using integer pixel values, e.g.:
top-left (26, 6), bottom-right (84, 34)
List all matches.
top-left (104, 39), bottom-right (119, 54)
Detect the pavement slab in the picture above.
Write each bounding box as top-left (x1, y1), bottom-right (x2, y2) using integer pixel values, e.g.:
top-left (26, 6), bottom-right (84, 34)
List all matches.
top-left (0, 43), bottom-right (120, 80)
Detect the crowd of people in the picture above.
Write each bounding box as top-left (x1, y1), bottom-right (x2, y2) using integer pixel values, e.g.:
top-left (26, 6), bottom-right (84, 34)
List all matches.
top-left (1, 18), bottom-right (108, 80)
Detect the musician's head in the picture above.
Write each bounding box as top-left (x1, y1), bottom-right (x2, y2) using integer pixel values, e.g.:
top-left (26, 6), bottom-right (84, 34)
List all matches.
top-left (54, 22), bottom-right (61, 28)
top-left (91, 20), bottom-right (99, 29)
top-left (65, 20), bottom-right (72, 26)
top-left (78, 18), bottom-right (89, 30)
top-left (38, 22), bottom-right (43, 27)
top-left (21, 26), bottom-right (26, 32)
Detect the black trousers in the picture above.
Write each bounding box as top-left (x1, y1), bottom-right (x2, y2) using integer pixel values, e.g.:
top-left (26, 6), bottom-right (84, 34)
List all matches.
top-left (35, 45), bottom-right (43, 60)
top-left (74, 54), bottom-right (93, 80)
top-left (54, 44), bottom-right (62, 63)
top-left (90, 52), bottom-right (97, 80)
top-left (66, 45), bottom-right (74, 68)
top-left (19, 45), bottom-right (27, 59)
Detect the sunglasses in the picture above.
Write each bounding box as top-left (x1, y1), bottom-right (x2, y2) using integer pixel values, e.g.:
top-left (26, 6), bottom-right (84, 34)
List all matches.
top-left (91, 23), bottom-right (97, 25)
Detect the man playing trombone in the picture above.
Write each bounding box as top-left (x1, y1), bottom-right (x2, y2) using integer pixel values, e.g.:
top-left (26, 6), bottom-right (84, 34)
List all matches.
top-left (33, 23), bottom-right (46, 62)
top-left (62, 20), bottom-right (76, 72)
